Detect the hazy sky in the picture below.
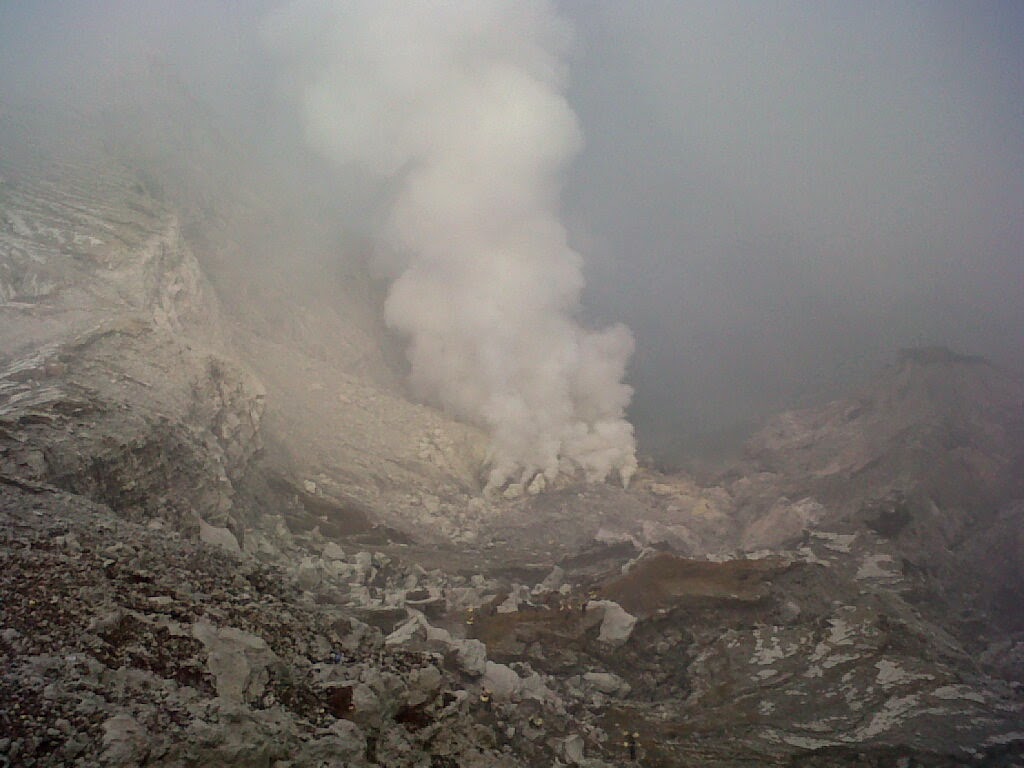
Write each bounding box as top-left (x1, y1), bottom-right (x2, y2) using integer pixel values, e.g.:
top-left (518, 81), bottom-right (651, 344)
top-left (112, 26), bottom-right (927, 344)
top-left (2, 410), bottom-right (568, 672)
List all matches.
top-left (2, 1), bottom-right (1022, 460)
top-left (559, 2), bottom-right (1024, 449)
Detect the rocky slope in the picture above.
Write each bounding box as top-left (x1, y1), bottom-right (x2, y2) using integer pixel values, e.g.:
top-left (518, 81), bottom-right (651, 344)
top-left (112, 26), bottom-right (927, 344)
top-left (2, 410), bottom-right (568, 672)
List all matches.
top-left (1, 105), bottom-right (263, 538)
top-left (4, 471), bottom-right (1023, 767)
top-left (739, 348), bottom-right (1024, 635)
top-left (2, 96), bottom-right (1023, 767)
top-left (0, 96), bottom-right (488, 541)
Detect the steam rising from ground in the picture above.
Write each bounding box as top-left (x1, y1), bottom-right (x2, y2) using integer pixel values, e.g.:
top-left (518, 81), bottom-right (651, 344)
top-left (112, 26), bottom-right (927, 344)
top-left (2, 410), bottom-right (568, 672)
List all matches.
top-left (265, 1), bottom-right (637, 490)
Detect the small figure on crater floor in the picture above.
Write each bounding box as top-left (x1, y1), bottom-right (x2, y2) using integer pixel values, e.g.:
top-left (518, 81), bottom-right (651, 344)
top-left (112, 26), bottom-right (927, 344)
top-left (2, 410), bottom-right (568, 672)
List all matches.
top-left (623, 730), bottom-right (639, 762)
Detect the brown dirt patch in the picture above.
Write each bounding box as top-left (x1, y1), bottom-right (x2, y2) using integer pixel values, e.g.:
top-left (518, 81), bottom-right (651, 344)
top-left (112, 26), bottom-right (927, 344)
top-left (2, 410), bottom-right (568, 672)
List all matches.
top-left (600, 553), bottom-right (790, 616)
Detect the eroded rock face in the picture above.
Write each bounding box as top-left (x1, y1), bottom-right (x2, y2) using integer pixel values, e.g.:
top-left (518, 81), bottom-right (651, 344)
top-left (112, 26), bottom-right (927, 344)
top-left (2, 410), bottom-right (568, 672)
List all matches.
top-left (0, 98), bottom-right (495, 549)
top-left (745, 347), bottom-right (1024, 510)
top-left (0, 106), bottom-right (268, 539)
top-left (738, 348), bottom-right (1024, 634)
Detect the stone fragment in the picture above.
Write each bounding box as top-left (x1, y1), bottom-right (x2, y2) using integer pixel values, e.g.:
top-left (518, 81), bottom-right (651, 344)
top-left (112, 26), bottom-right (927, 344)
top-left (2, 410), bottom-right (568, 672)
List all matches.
top-left (198, 518), bottom-right (241, 556)
top-left (321, 541), bottom-right (345, 561)
top-left (100, 714), bottom-right (148, 765)
top-left (502, 483), bottom-right (523, 500)
top-left (582, 671), bottom-right (629, 696)
top-left (385, 616), bottom-right (424, 646)
top-left (539, 565), bottom-right (564, 592)
top-left (406, 665), bottom-right (442, 707)
top-left (594, 600), bottom-right (637, 644)
top-left (455, 639), bottom-right (488, 677)
top-left (192, 622), bottom-right (277, 706)
top-left (558, 734), bottom-right (585, 764)
top-left (482, 661), bottom-right (521, 698)
top-left (298, 718), bottom-right (364, 764)
top-left (296, 556), bottom-right (323, 591)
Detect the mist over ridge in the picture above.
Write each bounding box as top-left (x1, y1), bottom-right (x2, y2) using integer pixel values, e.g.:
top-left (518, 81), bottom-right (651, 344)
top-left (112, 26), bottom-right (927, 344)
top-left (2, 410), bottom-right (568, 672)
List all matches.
top-left (1, 1), bottom-right (1021, 468)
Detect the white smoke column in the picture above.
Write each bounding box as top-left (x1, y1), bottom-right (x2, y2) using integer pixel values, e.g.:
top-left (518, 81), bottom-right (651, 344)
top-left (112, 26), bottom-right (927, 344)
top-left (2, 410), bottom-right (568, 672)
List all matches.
top-left (265, 0), bottom-right (637, 491)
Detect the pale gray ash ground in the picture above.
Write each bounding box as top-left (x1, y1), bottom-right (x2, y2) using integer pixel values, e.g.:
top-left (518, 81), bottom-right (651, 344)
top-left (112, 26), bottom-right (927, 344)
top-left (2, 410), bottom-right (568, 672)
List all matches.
top-left (3, 91), bottom-right (1024, 767)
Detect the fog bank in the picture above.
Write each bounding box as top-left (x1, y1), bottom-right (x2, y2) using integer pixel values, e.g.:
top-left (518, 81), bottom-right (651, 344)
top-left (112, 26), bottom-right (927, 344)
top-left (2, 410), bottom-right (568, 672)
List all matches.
top-left (2, 1), bottom-right (1022, 468)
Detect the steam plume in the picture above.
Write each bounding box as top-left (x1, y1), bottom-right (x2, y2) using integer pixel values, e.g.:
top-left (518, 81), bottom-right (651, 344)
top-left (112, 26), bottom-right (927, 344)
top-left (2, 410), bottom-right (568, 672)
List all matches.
top-left (265, 0), bottom-right (636, 490)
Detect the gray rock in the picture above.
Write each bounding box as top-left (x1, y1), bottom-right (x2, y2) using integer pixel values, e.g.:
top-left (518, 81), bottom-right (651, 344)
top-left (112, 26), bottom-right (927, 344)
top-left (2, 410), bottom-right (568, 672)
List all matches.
top-left (455, 639), bottom-right (488, 677)
top-left (296, 555), bottom-right (324, 591)
top-left (198, 519), bottom-right (241, 556)
top-left (321, 541), bottom-right (346, 561)
top-left (297, 719), bottom-right (365, 765)
top-left (557, 734), bottom-right (585, 765)
top-left (385, 615), bottom-right (424, 646)
top-left (539, 565), bottom-right (565, 591)
top-left (99, 714), bottom-right (148, 766)
top-left (406, 665), bottom-right (442, 707)
top-left (482, 661), bottom-right (521, 698)
top-left (593, 600), bottom-right (636, 645)
top-left (582, 671), bottom-right (629, 696)
top-left (191, 622), bottom-right (277, 706)
top-left (354, 551), bottom-right (375, 583)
